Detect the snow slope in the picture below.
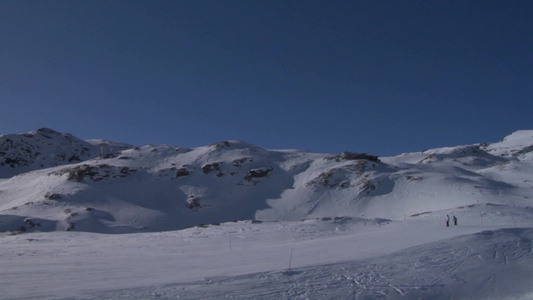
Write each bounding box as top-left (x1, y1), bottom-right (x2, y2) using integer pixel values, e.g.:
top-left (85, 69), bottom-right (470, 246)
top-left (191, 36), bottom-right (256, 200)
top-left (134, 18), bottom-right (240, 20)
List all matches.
top-left (1, 212), bottom-right (533, 299)
top-left (1, 129), bottom-right (532, 233)
top-left (1, 129), bottom-right (533, 299)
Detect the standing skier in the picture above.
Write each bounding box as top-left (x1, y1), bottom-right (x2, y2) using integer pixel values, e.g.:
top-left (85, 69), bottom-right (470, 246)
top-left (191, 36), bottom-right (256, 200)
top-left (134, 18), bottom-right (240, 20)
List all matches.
top-left (453, 215), bottom-right (458, 226)
top-left (446, 215), bottom-right (450, 227)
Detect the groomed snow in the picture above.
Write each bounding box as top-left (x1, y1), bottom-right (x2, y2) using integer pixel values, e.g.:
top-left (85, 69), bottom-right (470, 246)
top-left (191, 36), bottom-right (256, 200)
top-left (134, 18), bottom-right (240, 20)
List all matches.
top-left (1, 209), bottom-right (532, 299)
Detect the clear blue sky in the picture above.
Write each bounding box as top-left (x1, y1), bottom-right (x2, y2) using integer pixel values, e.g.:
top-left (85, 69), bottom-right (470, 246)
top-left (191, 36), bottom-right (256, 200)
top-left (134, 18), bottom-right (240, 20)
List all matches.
top-left (1, 0), bottom-right (531, 156)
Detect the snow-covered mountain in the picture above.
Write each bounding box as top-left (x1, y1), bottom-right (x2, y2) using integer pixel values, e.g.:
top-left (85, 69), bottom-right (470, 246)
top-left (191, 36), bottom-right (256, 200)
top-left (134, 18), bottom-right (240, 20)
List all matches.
top-left (1, 128), bottom-right (532, 234)
top-left (0, 128), bottom-right (132, 178)
top-left (2, 128), bottom-right (533, 300)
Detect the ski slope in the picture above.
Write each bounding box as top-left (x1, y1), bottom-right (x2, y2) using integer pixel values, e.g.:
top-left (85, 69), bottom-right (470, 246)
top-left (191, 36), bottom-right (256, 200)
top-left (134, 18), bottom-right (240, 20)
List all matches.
top-left (1, 210), bottom-right (533, 299)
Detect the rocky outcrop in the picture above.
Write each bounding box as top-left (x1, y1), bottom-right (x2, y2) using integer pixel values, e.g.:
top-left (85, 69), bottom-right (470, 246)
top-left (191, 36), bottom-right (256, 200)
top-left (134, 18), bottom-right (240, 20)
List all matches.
top-left (244, 167), bottom-right (273, 181)
top-left (325, 152), bottom-right (379, 162)
top-left (49, 164), bottom-right (137, 182)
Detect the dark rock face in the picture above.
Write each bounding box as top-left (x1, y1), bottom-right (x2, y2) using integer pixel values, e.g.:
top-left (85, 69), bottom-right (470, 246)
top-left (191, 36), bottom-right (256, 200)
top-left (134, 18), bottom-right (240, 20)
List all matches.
top-left (49, 164), bottom-right (137, 182)
top-left (210, 141), bottom-right (230, 148)
top-left (202, 163), bottom-right (221, 174)
top-left (340, 152), bottom-right (379, 162)
top-left (175, 168), bottom-right (191, 178)
top-left (325, 152), bottom-right (380, 163)
top-left (244, 167), bottom-right (273, 181)
top-left (187, 196), bottom-right (202, 210)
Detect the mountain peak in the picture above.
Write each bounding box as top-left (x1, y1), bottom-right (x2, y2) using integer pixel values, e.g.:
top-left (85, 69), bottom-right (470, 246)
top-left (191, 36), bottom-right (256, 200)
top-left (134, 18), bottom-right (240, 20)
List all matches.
top-left (0, 128), bottom-right (132, 178)
top-left (208, 140), bottom-right (262, 150)
top-left (35, 127), bottom-right (60, 134)
top-left (485, 130), bottom-right (533, 158)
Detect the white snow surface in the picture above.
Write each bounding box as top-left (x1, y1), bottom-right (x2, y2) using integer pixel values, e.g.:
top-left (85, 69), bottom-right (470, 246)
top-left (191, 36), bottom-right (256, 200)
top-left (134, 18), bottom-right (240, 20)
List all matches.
top-left (1, 129), bottom-right (533, 299)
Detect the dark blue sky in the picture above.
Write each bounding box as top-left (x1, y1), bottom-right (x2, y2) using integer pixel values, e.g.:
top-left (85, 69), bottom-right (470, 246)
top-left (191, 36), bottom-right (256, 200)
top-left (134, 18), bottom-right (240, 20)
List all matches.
top-left (1, 0), bottom-right (531, 156)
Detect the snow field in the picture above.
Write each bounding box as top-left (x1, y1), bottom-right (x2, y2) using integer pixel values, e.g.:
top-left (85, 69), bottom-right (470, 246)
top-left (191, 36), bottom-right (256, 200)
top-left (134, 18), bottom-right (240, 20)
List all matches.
top-left (1, 208), bottom-right (533, 299)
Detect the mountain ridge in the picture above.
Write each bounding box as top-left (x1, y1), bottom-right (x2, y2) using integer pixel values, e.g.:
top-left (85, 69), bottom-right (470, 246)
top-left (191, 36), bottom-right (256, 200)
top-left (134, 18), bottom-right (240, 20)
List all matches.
top-left (1, 128), bottom-right (532, 234)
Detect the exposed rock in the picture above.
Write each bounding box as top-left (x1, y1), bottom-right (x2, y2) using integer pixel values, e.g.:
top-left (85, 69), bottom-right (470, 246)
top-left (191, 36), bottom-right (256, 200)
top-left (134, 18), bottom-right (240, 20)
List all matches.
top-left (44, 193), bottom-right (62, 200)
top-left (244, 167), bottom-right (273, 181)
top-left (24, 218), bottom-right (41, 228)
top-left (405, 175), bottom-right (423, 182)
top-left (66, 221), bottom-right (75, 231)
top-left (187, 196), bottom-right (202, 210)
top-left (232, 157), bottom-right (251, 167)
top-left (49, 164), bottom-right (137, 182)
top-left (326, 152), bottom-right (379, 162)
top-left (202, 163), bottom-right (220, 174)
top-left (210, 141), bottom-right (230, 148)
top-left (175, 168), bottom-right (191, 178)
top-left (307, 169), bottom-right (346, 188)
top-left (512, 145), bottom-right (533, 157)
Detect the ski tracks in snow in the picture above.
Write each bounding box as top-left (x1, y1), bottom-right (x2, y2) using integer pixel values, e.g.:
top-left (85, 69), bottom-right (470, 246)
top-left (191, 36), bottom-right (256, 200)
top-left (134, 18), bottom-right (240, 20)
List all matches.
top-left (76, 228), bottom-right (533, 300)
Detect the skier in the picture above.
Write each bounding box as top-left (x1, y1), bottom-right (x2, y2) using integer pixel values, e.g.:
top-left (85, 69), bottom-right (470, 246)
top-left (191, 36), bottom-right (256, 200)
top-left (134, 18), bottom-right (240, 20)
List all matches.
top-left (446, 215), bottom-right (450, 227)
top-left (453, 215), bottom-right (458, 226)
